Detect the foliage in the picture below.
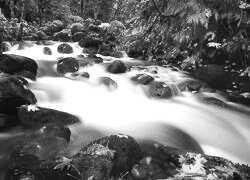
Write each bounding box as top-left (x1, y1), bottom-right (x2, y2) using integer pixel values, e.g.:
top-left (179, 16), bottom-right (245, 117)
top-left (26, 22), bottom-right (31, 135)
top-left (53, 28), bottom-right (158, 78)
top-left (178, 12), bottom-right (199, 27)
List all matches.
top-left (123, 0), bottom-right (250, 64)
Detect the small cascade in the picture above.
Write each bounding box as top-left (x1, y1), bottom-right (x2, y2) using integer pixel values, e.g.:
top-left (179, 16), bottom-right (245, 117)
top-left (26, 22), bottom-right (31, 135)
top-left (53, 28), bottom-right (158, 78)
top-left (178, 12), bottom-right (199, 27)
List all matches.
top-left (2, 41), bottom-right (250, 165)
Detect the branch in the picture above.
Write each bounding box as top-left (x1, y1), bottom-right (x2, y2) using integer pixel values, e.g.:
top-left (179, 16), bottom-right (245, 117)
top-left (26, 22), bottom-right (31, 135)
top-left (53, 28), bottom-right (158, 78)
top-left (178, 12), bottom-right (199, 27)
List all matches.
top-left (151, 0), bottom-right (163, 16)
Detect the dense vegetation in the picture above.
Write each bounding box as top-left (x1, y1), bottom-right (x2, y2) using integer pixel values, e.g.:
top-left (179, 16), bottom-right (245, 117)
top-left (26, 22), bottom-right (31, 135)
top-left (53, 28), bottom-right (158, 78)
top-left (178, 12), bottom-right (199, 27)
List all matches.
top-left (0, 0), bottom-right (250, 71)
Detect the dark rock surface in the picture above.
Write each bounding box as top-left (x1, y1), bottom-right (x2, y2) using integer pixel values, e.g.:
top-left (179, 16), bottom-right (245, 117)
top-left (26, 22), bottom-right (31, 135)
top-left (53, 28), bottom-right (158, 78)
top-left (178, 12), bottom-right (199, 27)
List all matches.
top-left (98, 77), bottom-right (118, 90)
top-left (57, 57), bottom-right (79, 74)
top-left (195, 64), bottom-right (229, 89)
top-left (18, 104), bottom-right (80, 127)
top-left (78, 36), bottom-right (102, 48)
top-left (107, 60), bottom-right (127, 74)
top-left (57, 43), bottom-right (73, 54)
top-left (148, 81), bottom-right (180, 99)
top-left (72, 32), bottom-right (86, 42)
top-left (0, 74), bottom-right (37, 116)
top-left (53, 29), bottom-right (71, 42)
top-left (43, 47), bottom-right (52, 55)
top-left (131, 74), bottom-right (154, 85)
top-left (0, 54), bottom-right (38, 76)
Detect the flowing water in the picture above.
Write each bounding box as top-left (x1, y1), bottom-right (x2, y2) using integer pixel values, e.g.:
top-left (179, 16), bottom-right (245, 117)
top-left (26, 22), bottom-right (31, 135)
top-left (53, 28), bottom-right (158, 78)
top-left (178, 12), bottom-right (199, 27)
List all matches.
top-left (2, 41), bottom-right (250, 166)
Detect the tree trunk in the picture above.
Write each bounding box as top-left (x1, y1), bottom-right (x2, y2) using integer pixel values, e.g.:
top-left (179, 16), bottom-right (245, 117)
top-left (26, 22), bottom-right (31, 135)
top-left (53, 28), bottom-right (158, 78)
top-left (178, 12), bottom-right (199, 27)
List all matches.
top-left (80, 0), bottom-right (84, 17)
top-left (10, 0), bottom-right (15, 18)
top-left (17, 0), bottom-right (28, 41)
top-left (38, 0), bottom-right (41, 26)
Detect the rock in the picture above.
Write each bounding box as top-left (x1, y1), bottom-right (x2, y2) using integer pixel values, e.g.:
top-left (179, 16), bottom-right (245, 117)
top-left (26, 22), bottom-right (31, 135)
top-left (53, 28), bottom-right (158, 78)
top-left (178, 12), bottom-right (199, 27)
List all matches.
top-left (40, 124), bottom-right (71, 142)
top-left (18, 104), bottom-right (80, 127)
top-left (14, 70), bottom-right (37, 80)
top-left (43, 47), bottom-right (52, 55)
top-left (98, 77), bottom-right (117, 90)
top-left (0, 114), bottom-right (17, 129)
top-left (77, 55), bottom-right (103, 66)
top-left (107, 60), bottom-right (127, 74)
top-left (53, 29), bottom-right (71, 42)
top-left (82, 47), bottom-right (99, 55)
top-left (195, 64), bottom-right (229, 89)
top-left (0, 74), bottom-right (37, 115)
top-left (79, 134), bottom-right (143, 178)
top-left (88, 24), bottom-right (102, 33)
top-left (80, 72), bottom-right (90, 78)
top-left (129, 143), bottom-right (250, 180)
top-left (72, 32), bottom-right (86, 42)
top-left (57, 57), bottom-right (79, 74)
top-left (57, 43), bottom-right (73, 54)
top-left (51, 20), bottom-right (64, 33)
top-left (149, 81), bottom-right (180, 99)
top-left (36, 30), bottom-right (48, 40)
top-left (78, 36), bottom-right (102, 48)
top-left (0, 54), bottom-right (38, 76)
top-left (178, 79), bottom-right (202, 92)
top-left (200, 97), bottom-right (227, 107)
top-left (1, 41), bottom-right (12, 52)
top-left (111, 50), bottom-right (124, 58)
top-left (72, 154), bottom-right (113, 180)
top-left (71, 23), bottom-right (84, 35)
top-left (131, 74), bottom-right (154, 85)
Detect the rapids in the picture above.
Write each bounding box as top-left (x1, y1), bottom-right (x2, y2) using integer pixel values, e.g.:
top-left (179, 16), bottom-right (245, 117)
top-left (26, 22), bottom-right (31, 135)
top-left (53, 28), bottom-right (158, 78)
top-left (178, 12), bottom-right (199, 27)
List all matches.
top-left (2, 41), bottom-right (250, 165)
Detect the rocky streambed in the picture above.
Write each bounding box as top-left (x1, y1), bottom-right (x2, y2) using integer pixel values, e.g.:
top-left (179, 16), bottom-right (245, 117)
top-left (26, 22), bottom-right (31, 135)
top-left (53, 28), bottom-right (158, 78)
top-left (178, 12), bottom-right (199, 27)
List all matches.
top-left (0, 42), bottom-right (249, 179)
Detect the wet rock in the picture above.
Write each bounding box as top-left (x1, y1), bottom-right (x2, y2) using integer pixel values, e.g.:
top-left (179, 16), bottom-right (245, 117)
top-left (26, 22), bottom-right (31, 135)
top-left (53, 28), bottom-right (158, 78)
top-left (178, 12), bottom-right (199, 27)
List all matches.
top-left (0, 74), bottom-right (37, 116)
top-left (131, 74), bottom-right (154, 85)
top-left (78, 36), bottom-right (102, 48)
top-left (53, 29), bottom-right (71, 42)
top-left (200, 97), bottom-right (227, 107)
top-left (0, 54), bottom-right (38, 76)
top-left (72, 154), bottom-right (113, 180)
top-left (36, 30), bottom-right (49, 40)
top-left (0, 114), bottom-right (18, 129)
top-left (77, 55), bottom-right (103, 66)
top-left (43, 47), bottom-right (52, 55)
top-left (50, 20), bottom-right (64, 33)
top-left (18, 104), bottom-right (80, 127)
top-left (57, 57), bottom-right (79, 74)
top-left (98, 77), bottom-right (117, 90)
top-left (15, 70), bottom-right (36, 80)
top-left (88, 24), bottom-right (102, 33)
top-left (40, 124), bottom-right (71, 142)
top-left (80, 72), bottom-right (90, 78)
top-left (71, 23), bottom-right (85, 35)
top-left (107, 60), bottom-right (127, 74)
top-left (195, 64), bottom-right (229, 89)
top-left (111, 50), bottom-right (124, 58)
top-left (1, 41), bottom-right (12, 52)
top-left (129, 143), bottom-right (250, 180)
top-left (57, 43), bottom-right (73, 54)
top-left (80, 134), bottom-right (143, 178)
top-left (178, 79), bottom-right (202, 92)
top-left (149, 81), bottom-right (180, 99)
top-left (72, 32), bottom-right (86, 42)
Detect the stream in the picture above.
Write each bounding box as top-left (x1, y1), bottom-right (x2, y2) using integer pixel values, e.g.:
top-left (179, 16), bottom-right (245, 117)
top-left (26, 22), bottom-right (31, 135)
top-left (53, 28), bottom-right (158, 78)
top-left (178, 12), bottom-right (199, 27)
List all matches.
top-left (2, 41), bottom-right (250, 167)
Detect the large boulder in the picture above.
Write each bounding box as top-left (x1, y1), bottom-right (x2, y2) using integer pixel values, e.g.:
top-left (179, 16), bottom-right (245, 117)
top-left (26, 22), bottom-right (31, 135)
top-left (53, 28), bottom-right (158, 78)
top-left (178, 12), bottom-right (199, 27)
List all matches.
top-left (0, 54), bottom-right (38, 76)
top-left (78, 36), bottom-right (102, 48)
top-left (36, 30), bottom-right (49, 40)
top-left (53, 29), bottom-right (71, 42)
top-left (0, 74), bottom-right (37, 115)
top-left (50, 20), bottom-right (64, 33)
top-left (107, 60), bottom-right (127, 74)
top-left (88, 24), bottom-right (102, 33)
top-left (77, 134), bottom-right (143, 178)
top-left (71, 23), bottom-right (85, 35)
top-left (195, 64), bottom-right (229, 89)
top-left (18, 104), bottom-right (80, 127)
top-left (72, 32), bottom-right (86, 42)
top-left (57, 57), bottom-right (79, 74)
top-left (57, 43), bottom-right (73, 54)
